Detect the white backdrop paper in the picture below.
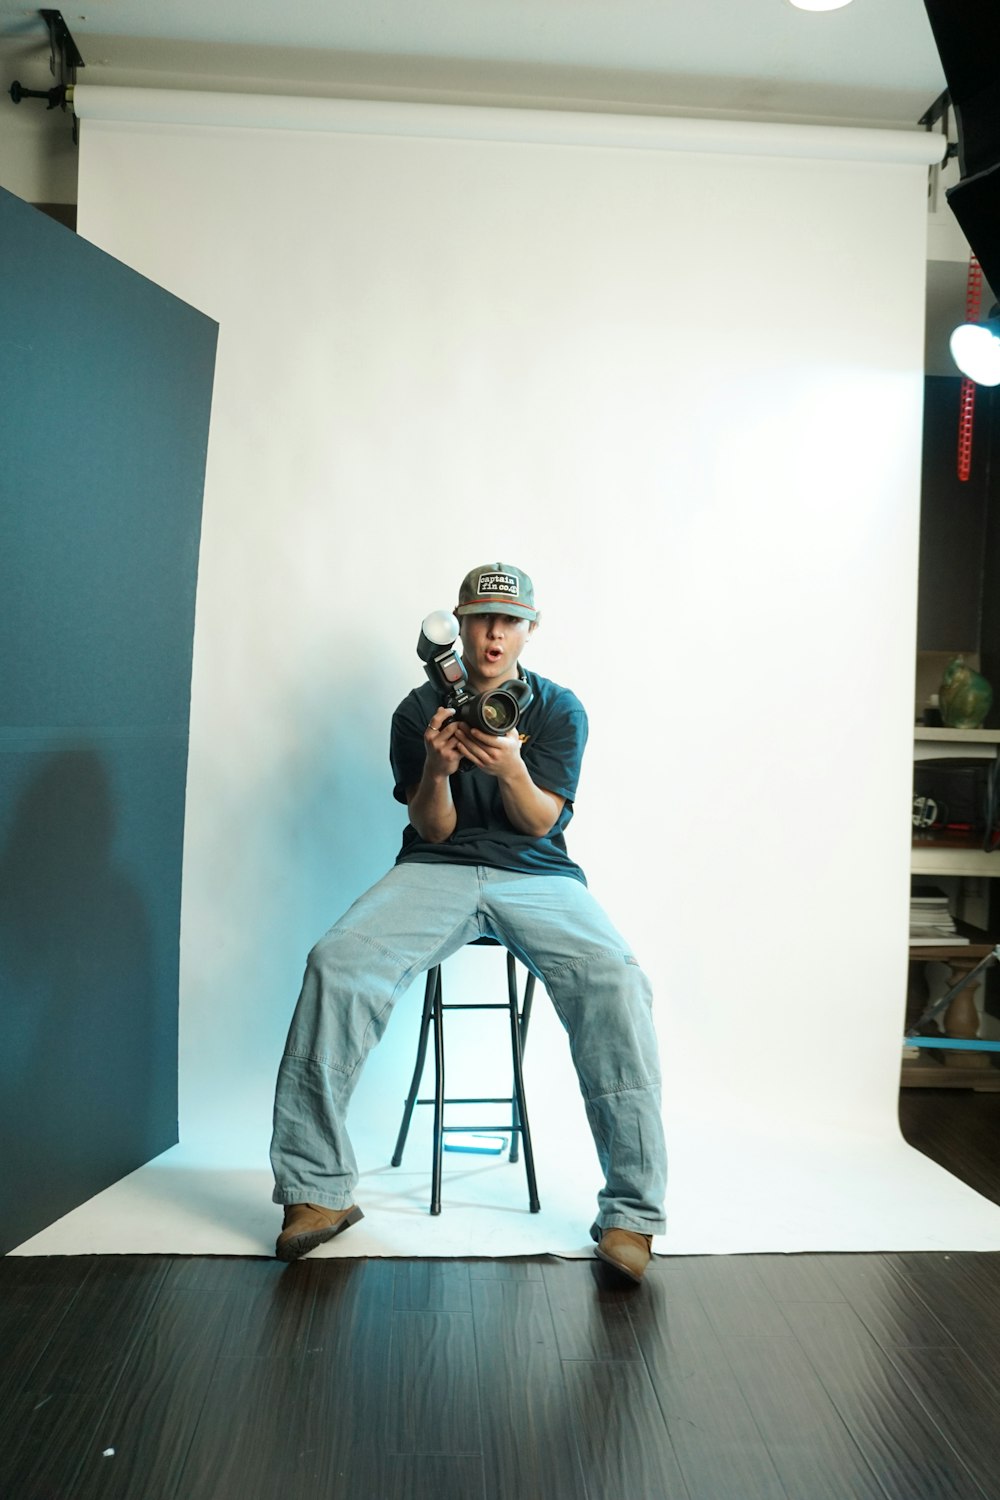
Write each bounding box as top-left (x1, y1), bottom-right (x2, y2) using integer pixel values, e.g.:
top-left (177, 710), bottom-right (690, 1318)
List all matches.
top-left (45, 88), bottom-right (1000, 1255)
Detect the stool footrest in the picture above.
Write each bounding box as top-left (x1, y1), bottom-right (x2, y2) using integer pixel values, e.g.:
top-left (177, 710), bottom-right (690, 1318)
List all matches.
top-left (416, 1095), bottom-right (519, 1106)
top-left (442, 1123), bottom-right (524, 1133)
top-left (441, 1003), bottom-right (510, 1011)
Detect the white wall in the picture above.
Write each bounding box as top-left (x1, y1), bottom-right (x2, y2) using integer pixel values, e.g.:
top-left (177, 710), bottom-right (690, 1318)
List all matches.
top-left (74, 90), bottom-right (940, 1174)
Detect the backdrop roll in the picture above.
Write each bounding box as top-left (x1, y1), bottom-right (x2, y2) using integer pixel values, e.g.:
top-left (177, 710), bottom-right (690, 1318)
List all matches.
top-left (51, 87), bottom-right (994, 1255)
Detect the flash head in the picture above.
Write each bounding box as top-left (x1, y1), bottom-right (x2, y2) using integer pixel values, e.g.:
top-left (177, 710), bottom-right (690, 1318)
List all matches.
top-left (420, 610), bottom-right (460, 648)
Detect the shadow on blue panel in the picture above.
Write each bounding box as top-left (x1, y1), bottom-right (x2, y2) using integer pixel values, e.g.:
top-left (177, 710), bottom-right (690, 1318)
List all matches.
top-left (0, 746), bottom-right (178, 1252)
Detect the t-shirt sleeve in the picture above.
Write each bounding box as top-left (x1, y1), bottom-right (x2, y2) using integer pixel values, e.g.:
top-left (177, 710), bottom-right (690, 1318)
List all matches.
top-left (390, 692), bottom-right (429, 804)
top-left (522, 688), bottom-right (588, 805)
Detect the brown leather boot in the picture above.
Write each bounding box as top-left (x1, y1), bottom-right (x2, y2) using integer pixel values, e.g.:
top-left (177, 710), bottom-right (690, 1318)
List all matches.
top-left (276, 1202), bottom-right (364, 1262)
top-left (595, 1228), bottom-right (653, 1283)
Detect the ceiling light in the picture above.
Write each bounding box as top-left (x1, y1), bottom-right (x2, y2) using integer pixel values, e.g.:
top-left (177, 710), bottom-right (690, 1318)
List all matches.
top-left (950, 312), bottom-right (1000, 387)
top-left (787, 0), bottom-right (854, 11)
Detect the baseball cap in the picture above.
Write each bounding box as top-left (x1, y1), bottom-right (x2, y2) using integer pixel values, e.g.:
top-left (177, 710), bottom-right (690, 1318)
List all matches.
top-left (455, 563), bottom-right (538, 621)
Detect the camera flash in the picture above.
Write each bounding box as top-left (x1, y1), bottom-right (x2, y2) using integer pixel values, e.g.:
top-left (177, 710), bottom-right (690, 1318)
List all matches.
top-left (421, 610), bottom-right (460, 647)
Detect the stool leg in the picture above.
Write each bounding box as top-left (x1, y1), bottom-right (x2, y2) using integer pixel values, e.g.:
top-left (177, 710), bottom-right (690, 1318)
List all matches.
top-left (391, 967), bottom-right (438, 1168)
top-left (513, 975), bottom-right (535, 1164)
top-left (507, 954), bottom-right (521, 1162)
top-left (507, 957), bottom-right (535, 1164)
top-left (431, 966), bottom-right (445, 1216)
top-left (508, 972), bottom-right (540, 1213)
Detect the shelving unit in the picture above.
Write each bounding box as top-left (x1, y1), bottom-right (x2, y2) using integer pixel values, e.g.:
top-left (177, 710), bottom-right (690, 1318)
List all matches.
top-left (907, 727), bottom-right (1000, 1088)
top-left (913, 729), bottom-right (1000, 874)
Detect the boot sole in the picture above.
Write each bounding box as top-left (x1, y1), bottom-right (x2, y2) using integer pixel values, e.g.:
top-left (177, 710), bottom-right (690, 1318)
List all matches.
top-left (594, 1242), bottom-right (648, 1284)
top-left (276, 1205), bottom-right (364, 1262)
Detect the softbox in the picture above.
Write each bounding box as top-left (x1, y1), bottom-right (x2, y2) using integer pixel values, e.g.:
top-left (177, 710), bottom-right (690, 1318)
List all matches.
top-left (924, 1), bottom-right (1000, 299)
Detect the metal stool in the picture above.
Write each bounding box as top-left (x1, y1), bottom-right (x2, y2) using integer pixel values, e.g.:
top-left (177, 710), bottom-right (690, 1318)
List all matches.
top-left (390, 939), bottom-right (541, 1216)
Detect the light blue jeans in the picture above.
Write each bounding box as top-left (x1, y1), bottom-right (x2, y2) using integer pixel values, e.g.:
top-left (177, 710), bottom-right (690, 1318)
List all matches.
top-left (270, 862), bottom-right (666, 1236)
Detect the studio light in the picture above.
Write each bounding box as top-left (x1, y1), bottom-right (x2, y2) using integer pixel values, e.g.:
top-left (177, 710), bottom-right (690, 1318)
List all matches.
top-left (787, 0), bottom-right (853, 10)
top-left (950, 308), bottom-right (1000, 387)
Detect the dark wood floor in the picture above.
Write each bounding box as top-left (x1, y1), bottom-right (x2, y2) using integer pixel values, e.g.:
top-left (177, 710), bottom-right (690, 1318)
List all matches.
top-left (3, 1091), bottom-right (1000, 1500)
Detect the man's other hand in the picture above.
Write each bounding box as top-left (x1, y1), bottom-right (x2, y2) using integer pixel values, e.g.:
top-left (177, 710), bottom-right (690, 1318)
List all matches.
top-left (451, 725), bottom-right (523, 781)
top-left (423, 707), bottom-right (465, 778)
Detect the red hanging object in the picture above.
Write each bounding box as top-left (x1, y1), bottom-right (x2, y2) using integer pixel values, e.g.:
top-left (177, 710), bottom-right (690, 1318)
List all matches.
top-left (957, 255), bottom-right (983, 482)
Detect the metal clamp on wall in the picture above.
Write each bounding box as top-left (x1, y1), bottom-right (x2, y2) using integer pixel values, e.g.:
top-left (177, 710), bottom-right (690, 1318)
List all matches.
top-left (8, 10), bottom-right (84, 143)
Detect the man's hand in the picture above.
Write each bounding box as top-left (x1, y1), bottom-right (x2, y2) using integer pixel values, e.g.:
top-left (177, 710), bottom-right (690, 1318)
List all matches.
top-left (454, 725), bottom-right (566, 837)
top-left (406, 707), bottom-right (463, 842)
top-left (422, 706), bottom-right (465, 778)
top-left (451, 725), bottom-right (523, 781)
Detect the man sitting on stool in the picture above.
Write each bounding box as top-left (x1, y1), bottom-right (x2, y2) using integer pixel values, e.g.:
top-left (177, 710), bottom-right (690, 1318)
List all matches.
top-left (270, 562), bottom-right (666, 1282)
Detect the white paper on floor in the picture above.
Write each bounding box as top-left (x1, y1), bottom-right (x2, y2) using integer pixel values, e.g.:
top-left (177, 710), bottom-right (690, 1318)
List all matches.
top-left (11, 1117), bottom-right (1000, 1258)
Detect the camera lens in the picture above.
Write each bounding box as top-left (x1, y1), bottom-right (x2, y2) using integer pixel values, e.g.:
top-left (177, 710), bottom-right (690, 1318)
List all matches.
top-left (480, 693), bottom-right (517, 732)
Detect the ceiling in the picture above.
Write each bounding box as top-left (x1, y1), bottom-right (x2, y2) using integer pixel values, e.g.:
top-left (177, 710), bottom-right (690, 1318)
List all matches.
top-left (0, 0), bottom-right (948, 126)
top-left (0, 1), bottom-right (970, 368)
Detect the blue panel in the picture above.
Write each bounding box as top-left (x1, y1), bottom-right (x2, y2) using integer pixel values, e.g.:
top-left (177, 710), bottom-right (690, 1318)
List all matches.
top-left (0, 189), bottom-right (217, 1253)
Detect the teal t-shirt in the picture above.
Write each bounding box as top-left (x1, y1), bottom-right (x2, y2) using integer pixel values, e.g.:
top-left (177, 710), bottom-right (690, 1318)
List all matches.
top-left (390, 670), bottom-right (588, 883)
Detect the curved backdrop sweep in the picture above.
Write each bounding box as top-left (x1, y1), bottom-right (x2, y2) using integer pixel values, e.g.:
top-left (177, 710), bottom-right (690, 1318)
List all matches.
top-left (52, 86), bottom-right (997, 1254)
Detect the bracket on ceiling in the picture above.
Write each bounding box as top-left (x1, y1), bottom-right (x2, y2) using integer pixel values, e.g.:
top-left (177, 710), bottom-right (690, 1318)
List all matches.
top-left (920, 88), bottom-right (960, 215)
top-left (8, 10), bottom-right (85, 145)
top-left (919, 89), bottom-right (959, 161)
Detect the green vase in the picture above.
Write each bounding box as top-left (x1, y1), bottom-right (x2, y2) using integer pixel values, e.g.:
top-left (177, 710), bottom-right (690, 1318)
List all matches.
top-left (939, 656), bottom-right (993, 729)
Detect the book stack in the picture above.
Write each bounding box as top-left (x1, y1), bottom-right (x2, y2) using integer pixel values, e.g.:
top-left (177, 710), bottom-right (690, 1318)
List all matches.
top-left (909, 885), bottom-right (968, 946)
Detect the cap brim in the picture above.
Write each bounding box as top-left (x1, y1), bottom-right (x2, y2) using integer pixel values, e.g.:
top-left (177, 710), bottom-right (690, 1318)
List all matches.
top-left (455, 601), bottom-right (537, 621)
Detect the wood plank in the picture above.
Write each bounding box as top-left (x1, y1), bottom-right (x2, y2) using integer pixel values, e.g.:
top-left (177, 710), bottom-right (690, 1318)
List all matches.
top-left (0, 1257), bottom-right (170, 1499)
top-left (382, 1455), bottom-right (486, 1500)
top-left (810, 1254), bottom-right (958, 1351)
top-left (70, 1281), bottom-right (245, 1500)
top-left (20, 1257), bottom-right (171, 1394)
top-left (625, 1261), bottom-right (789, 1500)
top-left (386, 1310), bottom-right (482, 1456)
top-left (782, 1299), bottom-right (989, 1500)
top-left (467, 1257), bottom-right (546, 1280)
top-left (888, 1253), bottom-right (1000, 1369)
top-left (944, 1252), bottom-right (1000, 1305)
top-left (172, 1259), bottom-right (394, 1500)
top-left (217, 1259), bottom-right (317, 1358)
top-left (541, 1256), bottom-right (640, 1361)
top-left (394, 1259), bottom-right (472, 1312)
top-left (721, 1335), bottom-right (888, 1499)
top-left (562, 1357), bottom-right (690, 1499)
top-left (887, 1344), bottom-right (1000, 1497)
top-left (748, 1253), bottom-right (849, 1304)
top-left (166, 1352), bottom-right (321, 1500)
top-left (282, 1257), bottom-right (395, 1472)
top-left (472, 1278), bottom-right (588, 1500)
top-left (667, 1257), bottom-right (793, 1339)
top-left (0, 1256), bottom-right (96, 1407)
top-left (159, 1255), bottom-right (316, 1357)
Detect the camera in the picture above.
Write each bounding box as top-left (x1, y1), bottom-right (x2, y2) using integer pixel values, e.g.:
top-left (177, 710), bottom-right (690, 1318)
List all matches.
top-left (417, 610), bottom-right (532, 735)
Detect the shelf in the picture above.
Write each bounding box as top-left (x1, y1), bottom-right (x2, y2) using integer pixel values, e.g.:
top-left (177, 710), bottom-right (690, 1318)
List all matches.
top-left (901, 1055), bottom-right (1000, 1090)
top-left (914, 728), bottom-right (1000, 742)
top-left (912, 846), bottom-right (1000, 877)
